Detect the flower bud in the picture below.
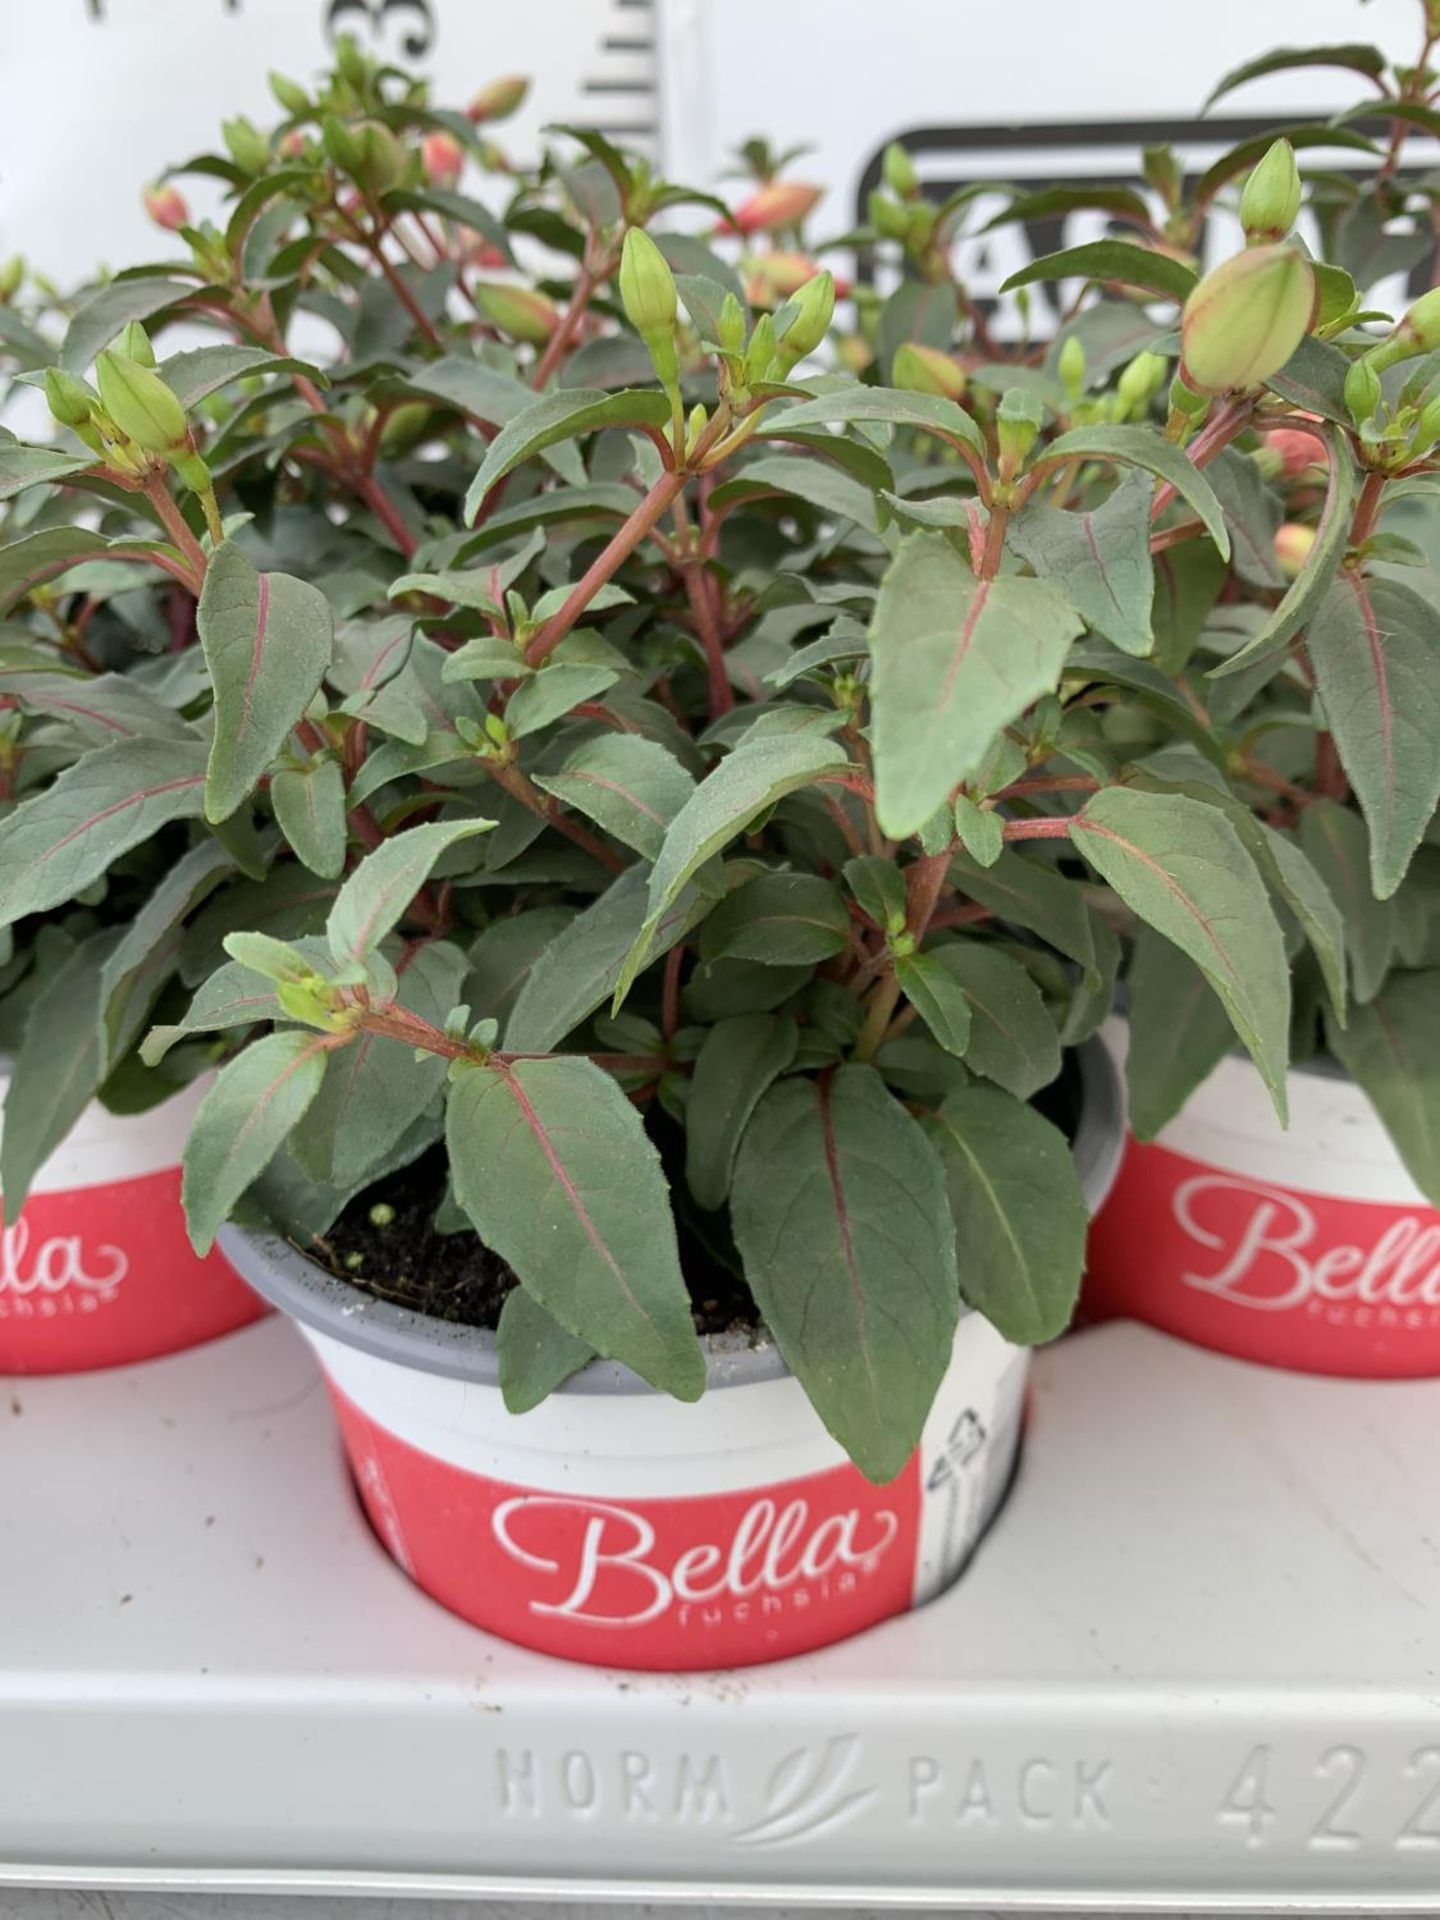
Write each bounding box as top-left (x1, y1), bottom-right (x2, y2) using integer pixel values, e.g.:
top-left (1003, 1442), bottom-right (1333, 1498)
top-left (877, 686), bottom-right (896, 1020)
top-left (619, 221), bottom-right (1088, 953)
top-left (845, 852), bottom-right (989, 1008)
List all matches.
top-left (1116, 347), bottom-right (1168, 415)
top-left (717, 292), bottom-right (747, 357)
top-left (279, 128), bottom-right (312, 162)
top-left (1344, 355), bottom-right (1383, 426)
top-left (378, 401), bottom-right (433, 455)
top-left (684, 403), bottom-right (709, 458)
top-left (1180, 245), bottom-right (1316, 394)
top-left (868, 190), bottom-right (911, 242)
top-left (472, 281), bottom-right (561, 344)
top-left (619, 227), bottom-right (677, 342)
top-left (1369, 287), bottom-right (1440, 371)
top-left (269, 71), bottom-right (311, 117)
top-left (882, 142), bottom-right (918, 198)
top-left (1274, 521), bottom-right (1316, 579)
top-left (352, 120), bottom-right (406, 197)
top-left (836, 333), bottom-right (874, 377)
top-left (775, 269), bottom-right (835, 369)
top-left (1058, 333), bottom-right (1086, 399)
top-left (143, 183), bottom-right (189, 232)
top-left (467, 75), bottom-right (529, 124)
top-left (744, 312), bottom-right (779, 387)
top-left (322, 116), bottom-right (366, 176)
top-left (728, 181), bottom-right (823, 236)
top-left (1143, 143), bottom-right (1184, 212)
top-left (333, 33), bottom-right (371, 92)
top-left (996, 386), bottom-right (1044, 478)
top-left (893, 341), bottom-right (966, 399)
top-left (95, 348), bottom-right (188, 455)
top-left (1266, 423), bottom-right (1327, 476)
top-left (222, 116), bottom-right (271, 177)
top-left (745, 249), bottom-right (824, 305)
top-left (44, 368), bottom-right (96, 431)
top-left (116, 321), bottom-right (157, 369)
top-left (422, 130), bottom-right (464, 187)
top-left (1239, 138), bottom-right (1302, 242)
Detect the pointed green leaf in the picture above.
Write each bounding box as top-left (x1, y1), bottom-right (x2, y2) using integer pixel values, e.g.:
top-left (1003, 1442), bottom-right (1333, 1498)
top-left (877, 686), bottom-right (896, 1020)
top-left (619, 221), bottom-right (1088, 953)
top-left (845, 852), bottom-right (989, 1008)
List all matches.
top-left (532, 733), bottom-right (695, 862)
top-left (1326, 972), bottom-right (1440, 1206)
top-left (948, 848), bottom-right (1098, 981)
top-left (182, 1029), bottom-right (333, 1254)
top-left (0, 528), bottom-right (126, 613)
top-left (0, 736), bottom-right (208, 928)
top-left (1, 932), bottom-right (115, 1218)
top-left (1070, 786), bottom-right (1291, 1117)
top-left (697, 871), bottom-right (849, 966)
top-left (1036, 425), bottom-right (1230, 560)
top-left (465, 907), bottom-right (576, 1031)
top-left (731, 1064), bottom-right (958, 1483)
top-left (447, 1055), bottom-right (704, 1399)
top-left (271, 758), bottom-right (348, 879)
top-left (869, 535), bottom-right (1083, 836)
top-left (327, 819), bottom-right (494, 964)
top-left (142, 960), bottom-right (284, 1065)
top-left (99, 839), bottom-right (233, 1068)
top-left (1010, 469), bottom-right (1155, 657)
top-left (463, 387), bottom-right (673, 518)
top-left (926, 942), bottom-right (1060, 1097)
top-left (685, 1012), bottom-right (798, 1213)
top-left (1202, 42), bottom-right (1387, 112)
top-left (61, 276), bottom-right (193, 372)
top-left (1, 669), bottom-right (195, 743)
top-left (922, 1085), bottom-right (1088, 1344)
top-left (497, 1288), bottom-right (596, 1413)
top-left (0, 441), bottom-right (92, 502)
top-left (1125, 926), bottom-right (1236, 1140)
top-left (895, 950), bottom-right (973, 1058)
top-left (1001, 240), bottom-right (1196, 303)
top-left (1299, 798), bottom-right (1397, 1004)
top-left (759, 383), bottom-right (985, 456)
top-left (197, 542), bottom-right (334, 822)
top-left (1306, 573), bottom-right (1440, 899)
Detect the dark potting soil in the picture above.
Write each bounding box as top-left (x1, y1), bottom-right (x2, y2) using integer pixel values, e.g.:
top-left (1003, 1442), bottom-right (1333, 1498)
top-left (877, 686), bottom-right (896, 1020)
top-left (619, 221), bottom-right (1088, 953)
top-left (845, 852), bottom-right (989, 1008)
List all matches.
top-left (324, 1145), bottom-right (760, 1338)
top-left (323, 1052), bottom-right (1084, 1342)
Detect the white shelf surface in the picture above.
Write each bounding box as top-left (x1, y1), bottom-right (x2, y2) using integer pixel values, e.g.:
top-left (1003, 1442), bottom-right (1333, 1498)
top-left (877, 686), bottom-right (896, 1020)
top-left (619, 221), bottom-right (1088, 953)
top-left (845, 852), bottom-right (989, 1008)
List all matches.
top-left (3, 1316), bottom-right (1439, 1913)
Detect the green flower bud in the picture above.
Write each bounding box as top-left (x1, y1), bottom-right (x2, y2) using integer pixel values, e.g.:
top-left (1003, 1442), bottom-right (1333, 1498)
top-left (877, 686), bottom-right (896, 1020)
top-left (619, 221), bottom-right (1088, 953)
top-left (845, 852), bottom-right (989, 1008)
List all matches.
top-left (466, 75), bottom-right (529, 125)
top-left (1143, 143), bottom-right (1183, 212)
top-left (1369, 287), bottom-right (1440, 373)
top-left (0, 255), bottom-right (23, 303)
top-left (892, 341), bottom-right (966, 399)
top-left (882, 141), bottom-right (918, 198)
top-left (322, 116), bottom-right (366, 176)
top-left (716, 292), bottom-right (747, 356)
top-left (1180, 245), bottom-right (1316, 394)
top-left (269, 71), bottom-right (311, 117)
top-left (1415, 392), bottom-right (1440, 453)
top-left (618, 227), bottom-right (678, 346)
top-left (44, 368), bottom-right (96, 431)
top-left (352, 120), bottom-right (406, 197)
top-left (996, 386), bottom-right (1044, 477)
top-left (116, 321), bottom-right (157, 369)
top-left (222, 116), bottom-right (271, 177)
top-left (685, 402), bottom-right (709, 457)
top-left (472, 280), bottom-right (560, 345)
top-left (1239, 138), bottom-right (1301, 242)
top-left (332, 33), bottom-right (371, 92)
top-left (1344, 355), bottom-right (1384, 426)
top-left (744, 311), bottom-right (779, 387)
top-left (1058, 333), bottom-right (1087, 399)
top-left (95, 348), bottom-right (188, 455)
top-left (774, 269), bottom-right (835, 369)
top-left (867, 190), bottom-right (911, 242)
top-left (378, 402), bottom-right (433, 455)
top-left (1116, 347), bottom-right (1168, 415)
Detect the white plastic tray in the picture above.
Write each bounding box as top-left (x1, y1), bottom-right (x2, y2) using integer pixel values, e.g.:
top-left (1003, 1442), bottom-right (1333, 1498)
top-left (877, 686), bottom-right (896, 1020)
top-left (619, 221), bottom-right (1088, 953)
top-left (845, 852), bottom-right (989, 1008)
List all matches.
top-left (3, 1315), bottom-right (1439, 1913)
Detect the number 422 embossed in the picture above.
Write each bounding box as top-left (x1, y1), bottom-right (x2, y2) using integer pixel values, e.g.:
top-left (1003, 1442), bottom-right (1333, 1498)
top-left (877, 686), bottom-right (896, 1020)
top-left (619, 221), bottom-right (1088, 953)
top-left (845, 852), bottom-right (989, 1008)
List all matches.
top-left (1219, 1745), bottom-right (1440, 1852)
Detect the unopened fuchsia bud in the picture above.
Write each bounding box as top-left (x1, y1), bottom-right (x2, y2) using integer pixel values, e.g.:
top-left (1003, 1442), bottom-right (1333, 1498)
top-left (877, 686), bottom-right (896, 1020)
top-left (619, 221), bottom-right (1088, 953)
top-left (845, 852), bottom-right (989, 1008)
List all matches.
top-left (467, 75), bottom-right (529, 125)
top-left (745, 250), bottom-right (827, 305)
top-left (458, 232), bottom-right (510, 270)
top-left (1180, 245), bottom-right (1317, 394)
top-left (619, 227), bottom-right (681, 392)
top-left (472, 280), bottom-right (561, 345)
top-left (222, 116), bottom-right (271, 177)
top-left (95, 347), bottom-right (188, 456)
top-left (352, 120), bottom-right (406, 197)
top-left (882, 142), bottom-right (919, 198)
top-left (1239, 138), bottom-right (1302, 243)
top-left (422, 130), bottom-right (464, 187)
top-left (893, 341), bottom-right (966, 399)
top-left (775, 269), bottom-right (835, 372)
top-left (1364, 288), bottom-right (1440, 374)
top-left (1344, 355), bottom-right (1384, 426)
top-left (1057, 334), bottom-right (1087, 400)
top-left (44, 368), bottom-right (97, 431)
top-left (143, 183), bottom-right (189, 231)
top-left (1115, 348), bottom-right (1168, 416)
top-left (0, 256), bottom-right (22, 303)
top-left (1266, 423), bottom-right (1327, 476)
top-left (116, 321), bottom-right (157, 368)
top-left (725, 180), bottom-right (823, 236)
top-left (996, 387), bottom-right (1044, 481)
top-left (1275, 521), bottom-right (1316, 579)
top-left (269, 70), bottom-right (311, 117)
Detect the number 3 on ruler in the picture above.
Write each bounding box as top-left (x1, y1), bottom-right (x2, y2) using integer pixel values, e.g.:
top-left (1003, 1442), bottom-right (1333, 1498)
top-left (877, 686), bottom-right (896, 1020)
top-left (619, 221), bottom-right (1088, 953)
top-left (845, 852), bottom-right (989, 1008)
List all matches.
top-left (325, 0), bottom-right (435, 60)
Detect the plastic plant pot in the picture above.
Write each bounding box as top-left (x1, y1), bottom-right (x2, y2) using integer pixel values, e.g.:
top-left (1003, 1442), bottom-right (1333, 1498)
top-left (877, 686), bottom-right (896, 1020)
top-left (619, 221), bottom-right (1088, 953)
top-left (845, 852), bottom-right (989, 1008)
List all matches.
top-left (1085, 1017), bottom-right (1440, 1377)
top-left (217, 1037), bottom-right (1125, 1672)
top-left (0, 1070), bottom-right (267, 1376)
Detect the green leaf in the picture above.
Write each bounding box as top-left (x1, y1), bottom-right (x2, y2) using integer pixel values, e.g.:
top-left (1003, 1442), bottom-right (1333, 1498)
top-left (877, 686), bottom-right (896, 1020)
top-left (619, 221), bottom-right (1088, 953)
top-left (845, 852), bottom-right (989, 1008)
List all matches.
top-left (708, 453), bottom-right (884, 536)
top-left (894, 950), bottom-right (973, 1057)
top-left (731, 1065), bottom-right (958, 1483)
top-left (61, 277), bottom-right (193, 372)
top-left (506, 864), bottom-right (708, 1053)
top-left (0, 668), bottom-right (195, 744)
top-left (0, 528), bottom-right (125, 614)
top-left (197, 542), bottom-right (334, 823)
top-left (327, 819), bottom-right (494, 964)
top-left (759, 383), bottom-right (985, 457)
top-left (684, 1012), bottom-right (798, 1212)
top-left (1299, 798), bottom-right (1396, 1004)
top-left (496, 1288), bottom-right (595, 1413)
top-left (1000, 241), bottom-right (1196, 303)
top-left (99, 839), bottom-right (233, 1068)
top-left (160, 344), bottom-right (325, 410)
top-left (465, 907), bottom-right (575, 1030)
top-left (1210, 429), bottom-right (1357, 680)
top-left (1206, 450), bottom-right (1283, 590)
top-left (1326, 972), bottom-right (1440, 1206)
top-left (868, 534), bottom-right (1083, 836)
top-left (1195, 126), bottom-right (1379, 205)
top-left (1010, 468), bottom-right (1154, 657)
top-left (1268, 335), bottom-right (1354, 425)
top-left (1255, 823), bottom-right (1348, 1021)
top-left (463, 388), bottom-right (672, 518)
top-left (271, 758), bottom-right (348, 879)
top-left (922, 1086), bottom-right (1088, 1344)
top-left (505, 661), bottom-right (621, 739)
top-left (633, 731), bottom-right (848, 968)
top-left (1202, 42), bottom-right (1387, 113)
top-left (0, 736), bottom-right (208, 928)
top-left (1125, 926), bottom-right (1235, 1139)
top-left (1306, 573), bottom-right (1440, 899)
top-left (182, 1029), bottom-right (333, 1253)
top-left (382, 185), bottom-right (510, 257)
top-left (984, 183), bottom-right (1154, 231)
top-left (0, 441), bottom-right (92, 502)
top-left (1070, 787), bottom-right (1291, 1117)
top-left (141, 959), bottom-right (283, 1065)
top-left (948, 849), bottom-right (1098, 981)
top-left (844, 853), bottom-right (907, 930)
top-left (0, 932), bottom-right (115, 1217)
top-left (697, 871), bottom-right (849, 966)
top-left (532, 733), bottom-right (694, 862)
top-left (298, 940), bottom-right (468, 1189)
top-left (1036, 425), bottom-right (1230, 561)
top-left (925, 942), bottom-right (1060, 1097)
top-left (447, 1055), bottom-right (704, 1399)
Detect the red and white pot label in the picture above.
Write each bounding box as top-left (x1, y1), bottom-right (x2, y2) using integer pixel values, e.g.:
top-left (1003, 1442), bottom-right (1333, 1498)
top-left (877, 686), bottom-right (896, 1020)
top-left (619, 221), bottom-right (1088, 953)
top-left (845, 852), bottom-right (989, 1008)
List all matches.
top-left (0, 1077), bottom-right (265, 1376)
top-left (306, 1312), bottom-right (1027, 1670)
top-left (1086, 1024), bottom-right (1440, 1376)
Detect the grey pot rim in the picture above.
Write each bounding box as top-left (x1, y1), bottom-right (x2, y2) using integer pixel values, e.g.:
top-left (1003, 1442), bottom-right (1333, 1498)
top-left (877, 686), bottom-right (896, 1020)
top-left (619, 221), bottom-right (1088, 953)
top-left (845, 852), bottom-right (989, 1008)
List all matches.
top-left (218, 1033), bottom-right (1127, 1398)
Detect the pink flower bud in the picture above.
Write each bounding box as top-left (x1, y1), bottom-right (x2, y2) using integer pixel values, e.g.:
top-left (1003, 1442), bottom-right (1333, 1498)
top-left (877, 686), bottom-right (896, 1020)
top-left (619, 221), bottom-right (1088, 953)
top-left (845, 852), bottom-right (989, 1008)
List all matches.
top-left (279, 128), bottom-right (309, 161)
top-left (466, 76), bottom-right (529, 125)
top-left (1275, 521), bottom-right (1316, 579)
top-left (423, 130), bottom-right (464, 187)
top-left (1265, 424), bottom-right (1327, 478)
top-left (459, 233), bottom-right (510, 270)
top-left (723, 181), bottom-right (824, 237)
top-left (143, 184), bottom-right (189, 232)
top-left (743, 250), bottom-right (852, 307)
